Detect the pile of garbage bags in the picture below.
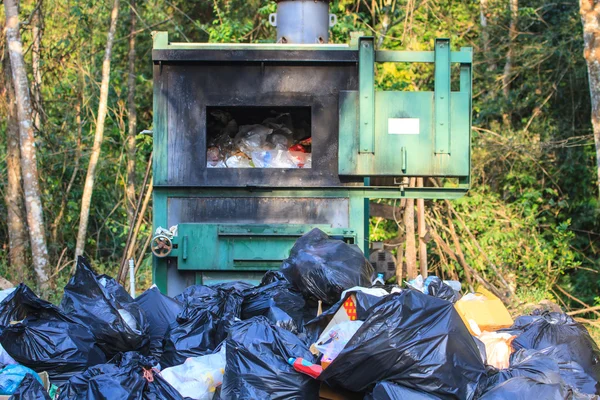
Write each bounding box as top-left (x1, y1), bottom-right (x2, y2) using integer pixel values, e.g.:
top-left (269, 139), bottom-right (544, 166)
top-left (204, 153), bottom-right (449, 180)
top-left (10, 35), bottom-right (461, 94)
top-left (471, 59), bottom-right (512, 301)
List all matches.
top-left (206, 110), bottom-right (312, 169)
top-left (0, 228), bottom-right (598, 400)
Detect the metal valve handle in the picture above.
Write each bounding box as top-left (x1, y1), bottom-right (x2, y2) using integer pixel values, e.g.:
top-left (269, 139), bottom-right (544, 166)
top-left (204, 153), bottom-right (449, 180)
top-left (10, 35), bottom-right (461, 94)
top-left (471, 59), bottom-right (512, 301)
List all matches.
top-left (151, 234), bottom-right (173, 258)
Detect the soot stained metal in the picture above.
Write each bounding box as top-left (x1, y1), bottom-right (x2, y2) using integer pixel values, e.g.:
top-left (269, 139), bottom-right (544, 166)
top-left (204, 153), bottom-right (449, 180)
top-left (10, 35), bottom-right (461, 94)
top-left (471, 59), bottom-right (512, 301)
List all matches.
top-left (151, 0), bottom-right (473, 295)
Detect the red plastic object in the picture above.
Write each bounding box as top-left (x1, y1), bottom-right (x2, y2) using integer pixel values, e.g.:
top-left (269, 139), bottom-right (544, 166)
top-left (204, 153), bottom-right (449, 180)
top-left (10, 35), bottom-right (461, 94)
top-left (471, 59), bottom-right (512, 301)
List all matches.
top-left (288, 357), bottom-right (323, 379)
top-left (289, 144), bottom-right (307, 153)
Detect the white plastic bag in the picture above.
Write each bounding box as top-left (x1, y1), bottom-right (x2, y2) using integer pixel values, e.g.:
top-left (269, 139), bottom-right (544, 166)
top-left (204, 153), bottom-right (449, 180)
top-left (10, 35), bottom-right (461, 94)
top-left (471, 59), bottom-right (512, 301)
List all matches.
top-left (341, 286), bottom-right (389, 300)
top-left (234, 125), bottom-right (272, 155)
top-left (161, 347), bottom-right (226, 400)
top-left (314, 320), bottom-right (364, 364)
top-left (225, 155), bottom-right (252, 168)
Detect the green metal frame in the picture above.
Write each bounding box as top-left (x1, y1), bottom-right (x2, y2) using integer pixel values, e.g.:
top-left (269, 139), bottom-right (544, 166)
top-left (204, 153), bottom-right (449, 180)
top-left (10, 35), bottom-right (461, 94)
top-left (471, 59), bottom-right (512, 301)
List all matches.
top-left (151, 32), bottom-right (473, 292)
top-left (338, 37), bottom-right (472, 186)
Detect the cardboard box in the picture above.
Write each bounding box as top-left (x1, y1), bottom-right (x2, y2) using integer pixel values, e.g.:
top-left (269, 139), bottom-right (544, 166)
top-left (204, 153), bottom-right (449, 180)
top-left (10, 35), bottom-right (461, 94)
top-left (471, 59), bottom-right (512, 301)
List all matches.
top-left (455, 287), bottom-right (513, 335)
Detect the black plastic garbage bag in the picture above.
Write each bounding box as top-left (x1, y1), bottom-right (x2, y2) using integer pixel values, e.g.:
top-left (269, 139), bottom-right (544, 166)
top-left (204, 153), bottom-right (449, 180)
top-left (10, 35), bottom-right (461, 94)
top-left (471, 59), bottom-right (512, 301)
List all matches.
top-left (0, 284), bottom-right (70, 328)
top-left (507, 312), bottom-right (600, 380)
top-left (134, 287), bottom-right (183, 359)
top-left (480, 376), bottom-right (574, 400)
top-left (265, 306), bottom-right (299, 334)
top-left (319, 290), bottom-right (486, 399)
top-left (212, 281), bottom-right (254, 292)
top-left (365, 381), bottom-right (440, 400)
top-left (508, 348), bottom-right (600, 395)
top-left (242, 280), bottom-right (304, 319)
top-left (58, 352), bottom-right (183, 400)
top-left (424, 277), bottom-right (461, 303)
top-left (260, 271), bottom-right (288, 285)
top-left (281, 229), bottom-right (374, 305)
top-left (9, 374), bottom-right (50, 400)
top-left (0, 318), bottom-right (106, 386)
top-left (175, 284), bottom-right (244, 322)
top-left (60, 257), bottom-right (150, 358)
top-left (174, 283), bottom-right (245, 349)
top-left (160, 307), bottom-right (220, 368)
top-left (486, 348), bottom-right (564, 390)
top-left (221, 317), bottom-right (320, 400)
top-left (0, 285), bottom-right (106, 386)
top-left (242, 280), bottom-right (305, 333)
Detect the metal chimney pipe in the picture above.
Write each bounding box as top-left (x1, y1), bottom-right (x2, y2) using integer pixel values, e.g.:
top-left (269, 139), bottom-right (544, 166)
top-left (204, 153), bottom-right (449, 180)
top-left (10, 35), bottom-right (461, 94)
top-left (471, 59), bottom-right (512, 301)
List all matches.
top-left (269, 0), bottom-right (337, 44)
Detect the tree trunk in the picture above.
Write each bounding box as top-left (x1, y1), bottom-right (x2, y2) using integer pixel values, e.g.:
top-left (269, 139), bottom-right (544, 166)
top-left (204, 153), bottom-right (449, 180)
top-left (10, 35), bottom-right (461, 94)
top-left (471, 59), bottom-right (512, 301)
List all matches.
top-left (2, 45), bottom-right (28, 278)
top-left (4, 0), bottom-right (50, 289)
top-left (404, 178), bottom-right (417, 279)
top-left (126, 1), bottom-right (137, 225)
top-left (31, 0), bottom-right (43, 130)
top-left (75, 0), bottom-right (121, 259)
top-left (580, 0), bottom-right (600, 197)
top-left (416, 178), bottom-right (427, 278)
top-left (480, 0), bottom-right (497, 71)
top-left (502, 0), bottom-right (518, 124)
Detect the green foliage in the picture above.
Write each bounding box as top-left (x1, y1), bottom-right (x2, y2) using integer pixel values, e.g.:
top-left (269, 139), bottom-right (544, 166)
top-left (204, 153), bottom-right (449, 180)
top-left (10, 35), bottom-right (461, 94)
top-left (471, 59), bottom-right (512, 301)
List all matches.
top-left (452, 187), bottom-right (578, 292)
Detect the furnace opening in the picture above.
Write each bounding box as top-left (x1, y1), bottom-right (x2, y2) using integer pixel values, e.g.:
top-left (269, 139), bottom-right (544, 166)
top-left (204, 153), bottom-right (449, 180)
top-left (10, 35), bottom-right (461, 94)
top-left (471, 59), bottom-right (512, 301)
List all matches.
top-left (206, 107), bottom-right (312, 168)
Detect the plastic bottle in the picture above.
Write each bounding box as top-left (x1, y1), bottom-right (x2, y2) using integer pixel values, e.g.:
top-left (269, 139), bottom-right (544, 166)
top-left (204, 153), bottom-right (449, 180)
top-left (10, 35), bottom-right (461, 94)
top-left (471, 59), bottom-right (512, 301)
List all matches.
top-left (372, 273), bottom-right (385, 286)
top-left (287, 357), bottom-right (323, 379)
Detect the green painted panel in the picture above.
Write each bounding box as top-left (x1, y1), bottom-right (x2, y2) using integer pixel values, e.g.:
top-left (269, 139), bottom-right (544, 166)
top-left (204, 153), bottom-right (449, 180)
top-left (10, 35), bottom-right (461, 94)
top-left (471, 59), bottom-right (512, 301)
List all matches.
top-left (339, 90), bottom-right (470, 177)
top-left (171, 223), bottom-right (356, 271)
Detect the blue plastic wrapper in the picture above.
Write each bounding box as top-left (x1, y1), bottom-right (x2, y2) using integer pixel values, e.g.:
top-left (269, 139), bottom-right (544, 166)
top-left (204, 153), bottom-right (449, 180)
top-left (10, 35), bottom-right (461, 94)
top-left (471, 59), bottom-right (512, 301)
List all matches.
top-left (0, 366), bottom-right (42, 396)
top-left (8, 373), bottom-right (50, 400)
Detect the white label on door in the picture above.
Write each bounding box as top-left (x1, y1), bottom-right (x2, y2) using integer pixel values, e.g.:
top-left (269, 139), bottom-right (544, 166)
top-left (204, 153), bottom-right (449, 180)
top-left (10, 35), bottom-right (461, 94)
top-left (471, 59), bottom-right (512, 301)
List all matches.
top-left (388, 118), bottom-right (420, 135)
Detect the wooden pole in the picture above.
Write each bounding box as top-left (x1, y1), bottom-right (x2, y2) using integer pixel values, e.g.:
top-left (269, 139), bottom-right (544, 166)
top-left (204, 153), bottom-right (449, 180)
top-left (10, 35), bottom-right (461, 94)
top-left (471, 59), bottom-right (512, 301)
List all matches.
top-left (416, 177), bottom-right (427, 278)
top-left (404, 178), bottom-right (417, 279)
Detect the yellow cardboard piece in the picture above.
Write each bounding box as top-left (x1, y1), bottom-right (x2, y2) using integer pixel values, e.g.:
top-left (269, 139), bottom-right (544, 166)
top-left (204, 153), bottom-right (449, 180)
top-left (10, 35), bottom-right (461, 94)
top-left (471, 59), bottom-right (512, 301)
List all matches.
top-left (455, 287), bottom-right (513, 335)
